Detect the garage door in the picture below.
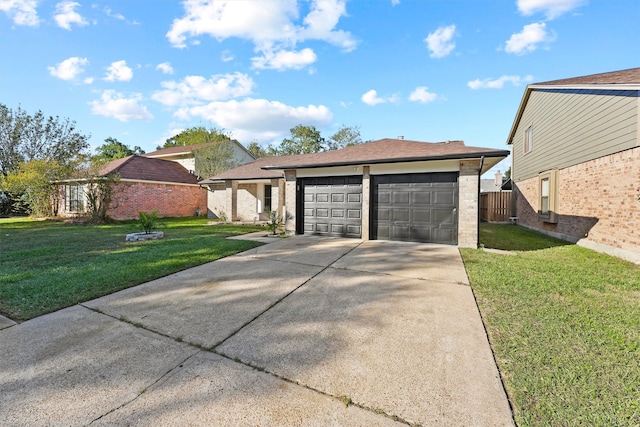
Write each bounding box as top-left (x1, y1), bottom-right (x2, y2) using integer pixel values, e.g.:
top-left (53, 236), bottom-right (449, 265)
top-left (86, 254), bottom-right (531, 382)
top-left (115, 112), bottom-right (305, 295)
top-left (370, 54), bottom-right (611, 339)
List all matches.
top-left (301, 176), bottom-right (362, 238)
top-left (372, 173), bottom-right (458, 244)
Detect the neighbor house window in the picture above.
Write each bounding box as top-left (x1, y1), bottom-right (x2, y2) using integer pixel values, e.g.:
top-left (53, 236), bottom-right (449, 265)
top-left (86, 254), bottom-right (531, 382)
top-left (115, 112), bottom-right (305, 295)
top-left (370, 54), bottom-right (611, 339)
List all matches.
top-left (264, 184), bottom-right (272, 212)
top-left (524, 125), bottom-right (533, 154)
top-left (538, 170), bottom-right (558, 223)
top-left (65, 185), bottom-right (85, 212)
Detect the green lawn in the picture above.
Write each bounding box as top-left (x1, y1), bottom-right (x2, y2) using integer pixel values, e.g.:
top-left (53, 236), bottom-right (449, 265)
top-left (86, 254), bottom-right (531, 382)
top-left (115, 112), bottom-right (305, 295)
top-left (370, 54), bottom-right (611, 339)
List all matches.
top-left (0, 217), bottom-right (266, 321)
top-left (461, 224), bottom-right (640, 426)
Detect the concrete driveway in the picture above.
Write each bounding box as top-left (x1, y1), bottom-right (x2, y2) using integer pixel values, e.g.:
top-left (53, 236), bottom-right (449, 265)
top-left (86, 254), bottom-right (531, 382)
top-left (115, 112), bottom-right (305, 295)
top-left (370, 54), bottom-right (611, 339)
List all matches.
top-left (0, 235), bottom-right (514, 426)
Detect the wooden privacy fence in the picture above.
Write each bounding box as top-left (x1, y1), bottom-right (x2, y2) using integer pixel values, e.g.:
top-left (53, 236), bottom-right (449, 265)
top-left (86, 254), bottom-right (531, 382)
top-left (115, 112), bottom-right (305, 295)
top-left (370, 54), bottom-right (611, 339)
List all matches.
top-left (480, 191), bottom-right (513, 222)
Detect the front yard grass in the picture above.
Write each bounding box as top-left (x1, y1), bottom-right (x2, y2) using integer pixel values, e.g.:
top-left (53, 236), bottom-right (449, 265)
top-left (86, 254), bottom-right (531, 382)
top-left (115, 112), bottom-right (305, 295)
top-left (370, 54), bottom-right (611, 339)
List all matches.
top-left (461, 224), bottom-right (640, 426)
top-left (0, 217), bottom-right (265, 321)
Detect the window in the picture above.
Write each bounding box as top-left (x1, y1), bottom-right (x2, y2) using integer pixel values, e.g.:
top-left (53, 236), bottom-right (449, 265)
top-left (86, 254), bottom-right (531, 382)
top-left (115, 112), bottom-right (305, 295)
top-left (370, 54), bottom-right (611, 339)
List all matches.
top-left (65, 185), bottom-right (85, 212)
top-left (524, 125), bottom-right (533, 154)
top-left (540, 177), bottom-right (550, 215)
top-left (538, 170), bottom-right (558, 223)
top-left (264, 185), bottom-right (272, 212)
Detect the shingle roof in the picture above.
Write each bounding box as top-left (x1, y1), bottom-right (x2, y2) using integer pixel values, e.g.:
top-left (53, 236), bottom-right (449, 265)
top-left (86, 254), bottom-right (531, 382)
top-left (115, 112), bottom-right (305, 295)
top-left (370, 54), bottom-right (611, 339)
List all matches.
top-left (534, 67), bottom-right (640, 86)
top-left (99, 155), bottom-right (200, 184)
top-left (199, 157), bottom-right (285, 183)
top-left (144, 139), bottom-right (253, 159)
top-left (261, 138), bottom-right (509, 169)
top-left (143, 143), bottom-right (216, 157)
top-left (200, 138), bottom-right (509, 183)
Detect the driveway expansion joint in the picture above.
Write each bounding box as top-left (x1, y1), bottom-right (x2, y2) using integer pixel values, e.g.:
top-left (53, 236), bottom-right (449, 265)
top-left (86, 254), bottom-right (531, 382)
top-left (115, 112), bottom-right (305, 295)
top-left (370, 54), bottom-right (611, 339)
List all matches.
top-left (213, 349), bottom-right (415, 426)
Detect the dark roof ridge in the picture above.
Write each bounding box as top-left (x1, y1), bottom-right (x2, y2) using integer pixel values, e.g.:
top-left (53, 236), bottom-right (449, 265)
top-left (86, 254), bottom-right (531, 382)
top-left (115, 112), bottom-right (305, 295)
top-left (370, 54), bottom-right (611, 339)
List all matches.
top-left (533, 67), bottom-right (640, 86)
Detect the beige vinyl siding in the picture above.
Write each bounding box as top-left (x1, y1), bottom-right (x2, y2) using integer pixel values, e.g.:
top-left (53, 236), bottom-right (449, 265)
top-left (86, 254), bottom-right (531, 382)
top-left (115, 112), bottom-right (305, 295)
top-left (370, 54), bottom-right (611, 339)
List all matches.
top-left (512, 89), bottom-right (638, 181)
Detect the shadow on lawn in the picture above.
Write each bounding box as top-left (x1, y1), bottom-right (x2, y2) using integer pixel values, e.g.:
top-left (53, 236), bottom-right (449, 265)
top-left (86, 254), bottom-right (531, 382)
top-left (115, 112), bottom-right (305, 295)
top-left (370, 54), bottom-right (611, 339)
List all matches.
top-left (480, 223), bottom-right (573, 252)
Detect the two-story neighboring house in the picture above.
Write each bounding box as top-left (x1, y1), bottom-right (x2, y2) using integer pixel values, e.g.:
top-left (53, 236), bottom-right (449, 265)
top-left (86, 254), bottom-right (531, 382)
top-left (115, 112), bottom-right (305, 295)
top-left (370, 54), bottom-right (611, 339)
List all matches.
top-left (507, 67), bottom-right (640, 263)
top-left (143, 140), bottom-right (255, 176)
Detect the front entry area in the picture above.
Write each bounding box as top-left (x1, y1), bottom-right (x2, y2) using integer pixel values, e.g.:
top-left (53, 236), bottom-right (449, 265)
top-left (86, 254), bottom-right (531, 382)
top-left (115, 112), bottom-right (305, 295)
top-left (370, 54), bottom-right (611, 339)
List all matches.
top-left (372, 172), bottom-right (459, 244)
top-left (299, 176), bottom-right (363, 238)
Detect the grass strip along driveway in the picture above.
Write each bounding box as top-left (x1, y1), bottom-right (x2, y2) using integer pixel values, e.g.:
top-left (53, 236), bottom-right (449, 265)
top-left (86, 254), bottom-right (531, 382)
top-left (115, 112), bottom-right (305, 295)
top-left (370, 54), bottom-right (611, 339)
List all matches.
top-left (461, 224), bottom-right (640, 426)
top-left (0, 217), bottom-right (265, 321)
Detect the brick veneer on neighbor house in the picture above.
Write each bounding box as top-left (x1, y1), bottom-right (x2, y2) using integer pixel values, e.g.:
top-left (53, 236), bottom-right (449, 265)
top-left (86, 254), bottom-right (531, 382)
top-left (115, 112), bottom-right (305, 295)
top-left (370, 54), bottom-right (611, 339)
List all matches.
top-left (109, 182), bottom-right (207, 220)
top-left (515, 147), bottom-right (640, 259)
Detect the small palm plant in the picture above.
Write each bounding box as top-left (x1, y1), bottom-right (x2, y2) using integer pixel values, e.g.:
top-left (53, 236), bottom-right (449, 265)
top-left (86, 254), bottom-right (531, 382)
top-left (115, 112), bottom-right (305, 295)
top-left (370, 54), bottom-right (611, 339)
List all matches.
top-left (138, 210), bottom-right (159, 234)
top-left (266, 209), bottom-right (284, 235)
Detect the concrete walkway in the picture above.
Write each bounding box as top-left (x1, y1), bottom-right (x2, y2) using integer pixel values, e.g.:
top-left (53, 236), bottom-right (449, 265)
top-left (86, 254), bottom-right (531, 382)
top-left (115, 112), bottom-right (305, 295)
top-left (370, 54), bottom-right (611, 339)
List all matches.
top-left (0, 235), bottom-right (514, 426)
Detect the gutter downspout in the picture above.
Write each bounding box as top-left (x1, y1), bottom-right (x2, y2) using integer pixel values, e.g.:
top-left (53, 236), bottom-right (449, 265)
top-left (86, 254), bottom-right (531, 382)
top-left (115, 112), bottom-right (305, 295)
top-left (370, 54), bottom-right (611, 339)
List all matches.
top-left (477, 156), bottom-right (485, 248)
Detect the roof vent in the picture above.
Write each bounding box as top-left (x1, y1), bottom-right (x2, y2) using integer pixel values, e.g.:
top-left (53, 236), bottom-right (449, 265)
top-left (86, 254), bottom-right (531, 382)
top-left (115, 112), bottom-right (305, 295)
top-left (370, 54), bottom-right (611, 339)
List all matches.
top-left (397, 135), bottom-right (404, 140)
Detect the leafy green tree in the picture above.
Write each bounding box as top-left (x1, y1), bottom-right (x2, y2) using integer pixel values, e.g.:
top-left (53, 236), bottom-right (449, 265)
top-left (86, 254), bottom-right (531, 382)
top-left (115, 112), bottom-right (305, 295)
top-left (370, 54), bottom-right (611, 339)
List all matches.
top-left (0, 104), bottom-right (90, 177)
top-left (327, 125), bottom-right (363, 150)
top-left (193, 140), bottom-right (239, 179)
top-left (157, 126), bottom-right (231, 149)
top-left (272, 125), bottom-right (325, 155)
top-left (504, 167), bottom-right (511, 180)
top-left (92, 137), bottom-right (144, 164)
top-left (0, 159), bottom-right (71, 216)
top-left (247, 141), bottom-right (268, 158)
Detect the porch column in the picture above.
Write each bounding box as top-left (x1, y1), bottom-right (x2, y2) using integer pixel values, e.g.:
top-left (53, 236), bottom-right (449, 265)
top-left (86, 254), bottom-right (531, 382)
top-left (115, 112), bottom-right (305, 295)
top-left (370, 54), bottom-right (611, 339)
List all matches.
top-left (271, 178), bottom-right (284, 214)
top-left (225, 180), bottom-right (238, 221)
top-left (284, 170), bottom-right (297, 235)
top-left (361, 166), bottom-right (370, 240)
top-left (458, 160), bottom-right (481, 247)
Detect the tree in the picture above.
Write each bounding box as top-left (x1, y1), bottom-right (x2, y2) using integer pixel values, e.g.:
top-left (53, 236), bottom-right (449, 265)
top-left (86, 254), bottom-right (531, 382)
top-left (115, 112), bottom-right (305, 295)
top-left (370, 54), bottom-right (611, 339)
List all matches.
top-left (193, 141), bottom-right (240, 179)
top-left (157, 126), bottom-right (231, 149)
top-left (0, 104), bottom-right (90, 177)
top-left (273, 125), bottom-right (325, 155)
top-left (327, 125), bottom-right (363, 150)
top-left (504, 167), bottom-right (511, 180)
top-left (0, 159), bottom-right (72, 217)
top-left (247, 141), bottom-right (268, 158)
top-left (92, 137), bottom-right (144, 164)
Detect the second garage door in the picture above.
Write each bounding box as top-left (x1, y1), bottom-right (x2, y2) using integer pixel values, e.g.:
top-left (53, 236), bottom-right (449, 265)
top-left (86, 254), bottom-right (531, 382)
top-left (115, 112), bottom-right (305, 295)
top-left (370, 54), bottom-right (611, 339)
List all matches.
top-left (372, 172), bottom-right (458, 244)
top-left (301, 176), bottom-right (362, 238)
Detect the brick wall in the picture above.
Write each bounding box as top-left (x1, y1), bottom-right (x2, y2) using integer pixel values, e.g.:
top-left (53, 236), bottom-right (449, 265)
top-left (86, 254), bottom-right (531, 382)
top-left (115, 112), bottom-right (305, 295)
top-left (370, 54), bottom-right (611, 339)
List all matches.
top-left (236, 183), bottom-right (259, 221)
top-left (458, 160), bottom-right (480, 247)
top-left (206, 184), bottom-right (226, 219)
top-left (515, 147), bottom-right (640, 261)
top-left (109, 182), bottom-right (207, 219)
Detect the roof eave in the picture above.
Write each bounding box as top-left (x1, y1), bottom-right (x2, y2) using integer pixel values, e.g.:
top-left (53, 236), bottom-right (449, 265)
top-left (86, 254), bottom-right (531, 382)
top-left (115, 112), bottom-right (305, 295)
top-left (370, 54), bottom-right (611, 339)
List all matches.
top-left (506, 86), bottom-right (534, 146)
top-left (261, 151), bottom-right (510, 170)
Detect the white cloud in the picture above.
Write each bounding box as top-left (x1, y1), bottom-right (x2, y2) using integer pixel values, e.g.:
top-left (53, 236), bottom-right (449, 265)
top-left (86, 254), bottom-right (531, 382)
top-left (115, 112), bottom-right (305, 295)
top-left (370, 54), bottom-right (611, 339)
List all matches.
top-left (361, 89), bottom-right (397, 106)
top-left (252, 48), bottom-right (317, 71)
top-left (505, 22), bottom-right (555, 54)
top-left (517, 0), bottom-right (587, 20)
top-left (104, 60), bottom-right (133, 82)
top-left (391, 0), bottom-right (400, 5)
top-left (425, 24), bottom-right (456, 58)
top-left (152, 73), bottom-right (254, 107)
top-left (48, 56), bottom-right (89, 81)
top-left (156, 62), bottom-right (174, 75)
top-left (468, 75), bottom-right (534, 89)
top-left (53, 1), bottom-right (88, 30)
top-left (221, 50), bottom-right (234, 62)
top-left (89, 90), bottom-right (153, 122)
top-left (174, 98), bottom-right (332, 142)
top-left (408, 86), bottom-right (438, 103)
top-left (0, 0), bottom-right (40, 26)
top-left (166, 0), bottom-right (356, 70)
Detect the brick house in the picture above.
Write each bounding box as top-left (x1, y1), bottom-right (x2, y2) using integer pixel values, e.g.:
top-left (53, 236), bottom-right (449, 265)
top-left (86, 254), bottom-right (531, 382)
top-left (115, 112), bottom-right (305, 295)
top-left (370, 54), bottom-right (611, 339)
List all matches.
top-left (58, 155), bottom-right (207, 220)
top-left (200, 138), bottom-right (509, 247)
top-left (506, 67), bottom-right (640, 263)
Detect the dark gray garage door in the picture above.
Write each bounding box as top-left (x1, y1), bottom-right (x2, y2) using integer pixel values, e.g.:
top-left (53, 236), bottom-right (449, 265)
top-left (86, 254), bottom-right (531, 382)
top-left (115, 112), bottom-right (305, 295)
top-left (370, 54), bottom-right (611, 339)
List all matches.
top-left (301, 176), bottom-right (362, 238)
top-left (372, 172), bottom-right (458, 244)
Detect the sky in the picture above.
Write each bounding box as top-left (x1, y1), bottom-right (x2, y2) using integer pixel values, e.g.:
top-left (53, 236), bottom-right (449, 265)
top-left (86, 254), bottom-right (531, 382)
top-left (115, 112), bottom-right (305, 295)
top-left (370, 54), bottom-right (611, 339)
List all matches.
top-left (1, 0), bottom-right (639, 176)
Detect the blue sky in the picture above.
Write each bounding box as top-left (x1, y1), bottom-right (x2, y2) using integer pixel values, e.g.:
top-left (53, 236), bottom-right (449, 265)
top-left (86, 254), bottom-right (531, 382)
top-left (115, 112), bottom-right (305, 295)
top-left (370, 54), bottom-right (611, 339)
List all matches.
top-left (1, 0), bottom-right (638, 176)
